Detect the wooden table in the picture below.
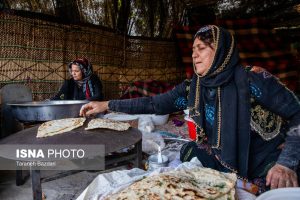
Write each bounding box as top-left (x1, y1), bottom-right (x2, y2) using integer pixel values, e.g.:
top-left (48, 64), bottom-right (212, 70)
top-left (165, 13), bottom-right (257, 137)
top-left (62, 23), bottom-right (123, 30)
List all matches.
top-left (0, 125), bottom-right (142, 200)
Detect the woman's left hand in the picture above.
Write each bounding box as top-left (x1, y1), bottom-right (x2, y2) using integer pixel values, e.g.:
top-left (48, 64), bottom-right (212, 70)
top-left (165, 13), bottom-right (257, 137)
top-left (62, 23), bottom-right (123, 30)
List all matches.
top-left (266, 163), bottom-right (298, 189)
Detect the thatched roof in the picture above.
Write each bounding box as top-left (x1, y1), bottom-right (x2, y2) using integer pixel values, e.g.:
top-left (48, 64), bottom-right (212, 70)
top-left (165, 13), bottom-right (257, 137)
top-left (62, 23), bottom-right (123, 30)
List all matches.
top-left (1, 1), bottom-right (299, 38)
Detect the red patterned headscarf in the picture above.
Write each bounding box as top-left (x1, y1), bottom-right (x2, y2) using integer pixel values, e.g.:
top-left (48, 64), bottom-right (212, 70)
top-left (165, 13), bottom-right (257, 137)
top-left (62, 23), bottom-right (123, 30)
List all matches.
top-left (68, 58), bottom-right (94, 98)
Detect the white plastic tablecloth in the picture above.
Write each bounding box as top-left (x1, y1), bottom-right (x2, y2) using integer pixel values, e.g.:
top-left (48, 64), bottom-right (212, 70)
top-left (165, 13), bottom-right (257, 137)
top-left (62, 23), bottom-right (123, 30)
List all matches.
top-left (76, 158), bottom-right (256, 200)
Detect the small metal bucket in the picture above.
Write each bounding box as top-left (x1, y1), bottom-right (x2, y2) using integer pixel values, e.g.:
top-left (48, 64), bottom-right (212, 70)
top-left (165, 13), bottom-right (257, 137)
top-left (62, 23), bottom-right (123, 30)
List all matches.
top-left (147, 154), bottom-right (169, 171)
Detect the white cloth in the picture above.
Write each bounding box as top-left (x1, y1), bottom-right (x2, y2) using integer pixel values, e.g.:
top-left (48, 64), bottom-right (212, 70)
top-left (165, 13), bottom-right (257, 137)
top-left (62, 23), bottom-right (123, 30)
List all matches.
top-left (76, 158), bottom-right (255, 200)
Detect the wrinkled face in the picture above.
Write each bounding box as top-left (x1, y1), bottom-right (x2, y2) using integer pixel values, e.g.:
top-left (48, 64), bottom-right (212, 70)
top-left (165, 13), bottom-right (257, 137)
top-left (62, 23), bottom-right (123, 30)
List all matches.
top-left (71, 64), bottom-right (83, 81)
top-left (192, 38), bottom-right (216, 76)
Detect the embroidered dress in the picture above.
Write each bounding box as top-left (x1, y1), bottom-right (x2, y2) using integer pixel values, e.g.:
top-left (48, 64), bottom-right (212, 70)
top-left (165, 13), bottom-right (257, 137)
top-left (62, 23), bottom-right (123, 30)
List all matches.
top-left (107, 26), bottom-right (300, 195)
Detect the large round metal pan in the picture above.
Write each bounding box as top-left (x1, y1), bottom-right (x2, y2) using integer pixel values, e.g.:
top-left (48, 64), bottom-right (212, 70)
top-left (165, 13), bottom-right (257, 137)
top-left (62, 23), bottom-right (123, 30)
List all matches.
top-left (7, 100), bottom-right (89, 122)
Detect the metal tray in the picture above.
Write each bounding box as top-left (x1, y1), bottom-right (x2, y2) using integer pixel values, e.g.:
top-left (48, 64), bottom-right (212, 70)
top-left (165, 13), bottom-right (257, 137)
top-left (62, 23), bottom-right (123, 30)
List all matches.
top-left (8, 100), bottom-right (89, 122)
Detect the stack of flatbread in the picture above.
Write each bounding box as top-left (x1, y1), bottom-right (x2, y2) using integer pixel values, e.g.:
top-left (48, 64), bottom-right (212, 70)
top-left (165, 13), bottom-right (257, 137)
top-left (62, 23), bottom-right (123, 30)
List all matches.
top-left (105, 167), bottom-right (237, 200)
top-left (37, 118), bottom-right (86, 138)
top-left (37, 118), bottom-right (131, 138)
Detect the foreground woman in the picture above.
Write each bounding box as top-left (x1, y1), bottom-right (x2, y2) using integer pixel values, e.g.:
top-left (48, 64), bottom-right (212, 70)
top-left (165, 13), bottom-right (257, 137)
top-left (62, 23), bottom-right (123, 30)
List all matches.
top-left (80, 25), bottom-right (300, 194)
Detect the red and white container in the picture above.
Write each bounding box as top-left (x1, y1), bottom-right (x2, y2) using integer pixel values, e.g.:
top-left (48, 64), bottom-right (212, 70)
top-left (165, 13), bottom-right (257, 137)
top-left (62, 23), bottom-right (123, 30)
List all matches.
top-left (184, 116), bottom-right (196, 140)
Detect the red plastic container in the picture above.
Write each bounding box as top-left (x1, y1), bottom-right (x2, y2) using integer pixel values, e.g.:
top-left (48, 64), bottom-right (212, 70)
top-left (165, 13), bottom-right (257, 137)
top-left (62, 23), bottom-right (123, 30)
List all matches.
top-left (184, 116), bottom-right (196, 140)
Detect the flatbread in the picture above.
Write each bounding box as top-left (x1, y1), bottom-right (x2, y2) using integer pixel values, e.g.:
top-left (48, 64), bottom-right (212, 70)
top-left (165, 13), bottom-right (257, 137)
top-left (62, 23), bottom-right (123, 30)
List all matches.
top-left (105, 167), bottom-right (237, 200)
top-left (85, 118), bottom-right (130, 131)
top-left (37, 118), bottom-right (86, 138)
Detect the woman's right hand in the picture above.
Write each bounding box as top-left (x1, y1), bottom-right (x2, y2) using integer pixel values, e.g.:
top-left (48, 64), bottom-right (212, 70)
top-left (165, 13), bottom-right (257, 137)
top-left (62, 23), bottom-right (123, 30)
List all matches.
top-left (80, 101), bottom-right (109, 117)
top-left (266, 163), bottom-right (298, 189)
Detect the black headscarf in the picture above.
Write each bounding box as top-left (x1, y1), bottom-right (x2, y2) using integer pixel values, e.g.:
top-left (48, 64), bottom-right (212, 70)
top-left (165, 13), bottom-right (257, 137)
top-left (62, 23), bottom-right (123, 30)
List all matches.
top-left (188, 25), bottom-right (251, 178)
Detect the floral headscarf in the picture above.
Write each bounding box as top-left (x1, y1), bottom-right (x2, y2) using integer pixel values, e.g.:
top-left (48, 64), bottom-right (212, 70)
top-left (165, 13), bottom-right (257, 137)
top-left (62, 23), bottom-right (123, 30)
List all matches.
top-left (68, 58), bottom-right (94, 98)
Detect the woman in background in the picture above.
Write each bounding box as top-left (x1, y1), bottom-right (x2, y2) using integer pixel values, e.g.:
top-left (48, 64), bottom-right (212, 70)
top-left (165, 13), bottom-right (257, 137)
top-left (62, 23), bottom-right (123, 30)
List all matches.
top-left (51, 58), bottom-right (103, 101)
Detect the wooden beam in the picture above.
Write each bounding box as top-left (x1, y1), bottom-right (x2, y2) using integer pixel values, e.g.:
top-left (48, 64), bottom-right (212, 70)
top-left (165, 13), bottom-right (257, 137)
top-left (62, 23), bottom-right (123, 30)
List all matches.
top-left (183, 0), bottom-right (218, 7)
top-left (54, 0), bottom-right (81, 23)
top-left (0, 0), bottom-right (10, 9)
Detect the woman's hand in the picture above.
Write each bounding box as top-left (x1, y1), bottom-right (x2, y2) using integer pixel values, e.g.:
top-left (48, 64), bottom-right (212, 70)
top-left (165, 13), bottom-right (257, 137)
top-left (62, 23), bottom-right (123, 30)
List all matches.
top-left (266, 163), bottom-right (298, 189)
top-left (80, 101), bottom-right (109, 117)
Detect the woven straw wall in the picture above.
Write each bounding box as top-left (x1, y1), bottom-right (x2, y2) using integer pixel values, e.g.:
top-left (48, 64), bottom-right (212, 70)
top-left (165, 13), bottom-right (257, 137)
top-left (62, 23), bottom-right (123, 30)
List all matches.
top-left (0, 12), bottom-right (183, 100)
